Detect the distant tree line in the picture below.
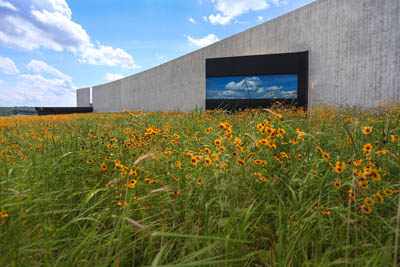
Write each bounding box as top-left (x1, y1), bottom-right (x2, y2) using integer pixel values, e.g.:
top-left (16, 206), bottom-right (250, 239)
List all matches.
top-left (0, 107), bottom-right (37, 117)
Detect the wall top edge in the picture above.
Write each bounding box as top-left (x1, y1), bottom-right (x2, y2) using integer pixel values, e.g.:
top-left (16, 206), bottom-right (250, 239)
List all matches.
top-left (205, 51), bottom-right (309, 61)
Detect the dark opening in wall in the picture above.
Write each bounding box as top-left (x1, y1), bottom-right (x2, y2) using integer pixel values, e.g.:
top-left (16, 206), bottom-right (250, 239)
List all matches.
top-left (205, 51), bottom-right (308, 110)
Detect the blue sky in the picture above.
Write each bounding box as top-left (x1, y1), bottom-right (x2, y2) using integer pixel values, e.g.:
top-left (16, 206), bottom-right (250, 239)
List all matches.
top-left (206, 74), bottom-right (298, 99)
top-left (0, 0), bottom-right (315, 107)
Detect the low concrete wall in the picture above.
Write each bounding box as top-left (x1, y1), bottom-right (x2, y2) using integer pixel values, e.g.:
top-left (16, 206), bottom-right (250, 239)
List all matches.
top-left (76, 87), bottom-right (91, 107)
top-left (92, 0), bottom-right (400, 112)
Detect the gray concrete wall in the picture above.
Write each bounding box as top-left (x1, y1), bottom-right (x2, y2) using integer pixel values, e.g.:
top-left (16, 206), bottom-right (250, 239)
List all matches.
top-left (76, 87), bottom-right (91, 107)
top-left (92, 0), bottom-right (400, 112)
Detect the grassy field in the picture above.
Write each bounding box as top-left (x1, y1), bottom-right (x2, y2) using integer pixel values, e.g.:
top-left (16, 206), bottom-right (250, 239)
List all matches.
top-left (0, 104), bottom-right (399, 266)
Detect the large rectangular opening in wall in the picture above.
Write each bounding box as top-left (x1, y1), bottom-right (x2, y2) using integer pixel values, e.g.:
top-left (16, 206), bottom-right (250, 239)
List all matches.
top-left (205, 51), bottom-right (308, 110)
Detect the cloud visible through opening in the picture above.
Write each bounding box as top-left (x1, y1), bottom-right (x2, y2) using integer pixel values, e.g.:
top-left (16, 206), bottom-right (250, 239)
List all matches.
top-left (206, 75), bottom-right (297, 99)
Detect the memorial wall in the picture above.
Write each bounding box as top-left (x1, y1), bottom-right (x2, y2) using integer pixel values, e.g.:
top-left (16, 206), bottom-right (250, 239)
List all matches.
top-left (77, 0), bottom-right (400, 112)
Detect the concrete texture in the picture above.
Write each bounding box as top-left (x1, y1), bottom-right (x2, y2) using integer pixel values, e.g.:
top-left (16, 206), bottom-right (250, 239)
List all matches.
top-left (91, 0), bottom-right (400, 112)
top-left (76, 87), bottom-right (91, 107)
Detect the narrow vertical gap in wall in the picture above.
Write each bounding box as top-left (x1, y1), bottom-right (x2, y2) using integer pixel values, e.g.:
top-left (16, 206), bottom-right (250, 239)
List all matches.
top-left (90, 87), bottom-right (93, 107)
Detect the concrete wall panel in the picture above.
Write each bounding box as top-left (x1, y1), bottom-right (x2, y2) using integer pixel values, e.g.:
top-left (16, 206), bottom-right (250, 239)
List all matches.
top-left (76, 87), bottom-right (91, 107)
top-left (91, 0), bottom-right (400, 112)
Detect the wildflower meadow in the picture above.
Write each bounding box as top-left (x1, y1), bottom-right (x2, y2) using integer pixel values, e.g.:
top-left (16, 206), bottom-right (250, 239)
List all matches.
top-left (0, 103), bottom-right (399, 266)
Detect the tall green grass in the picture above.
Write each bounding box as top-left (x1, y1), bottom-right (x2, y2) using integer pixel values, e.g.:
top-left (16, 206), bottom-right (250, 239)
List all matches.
top-left (0, 104), bottom-right (399, 266)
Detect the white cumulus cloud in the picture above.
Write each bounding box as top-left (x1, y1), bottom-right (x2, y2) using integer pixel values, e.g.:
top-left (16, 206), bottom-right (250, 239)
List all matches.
top-left (0, 59), bottom-right (77, 107)
top-left (257, 16), bottom-right (264, 21)
top-left (225, 77), bottom-right (261, 91)
top-left (0, 0), bottom-right (17, 11)
top-left (105, 73), bottom-right (124, 81)
top-left (207, 0), bottom-right (269, 25)
top-left (189, 17), bottom-right (196, 24)
top-left (270, 0), bottom-right (289, 7)
top-left (0, 0), bottom-right (139, 69)
top-left (27, 60), bottom-right (71, 80)
top-left (0, 56), bottom-right (19, 74)
top-left (80, 44), bottom-right (139, 69)
top-left (185, 33), bottom-right (219, 47)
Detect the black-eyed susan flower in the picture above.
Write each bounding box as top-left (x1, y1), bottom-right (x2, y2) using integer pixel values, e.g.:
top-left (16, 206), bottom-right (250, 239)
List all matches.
top-left (322, 152), bottom-right (330, 160)
top-left (348, 189), bottom-right (355, 203)
top-left (0, 209), bottom-right (8, 218)
top-left (259, 138), bottom-right (268, 145)
top-left (382, 188), bottom-right (394, 196)
top-left (114, 160), bottom-right (123, 169)
top-left (197, 179), bottom-right (203, 185)
top-left (204, 157), bottom-right (213, 166)
top-left (333, 181), bottom-right (342, 188)
top-left (175, 161), bottom-right (182, 169)
top-left (375, 150), bottom-right (387, 155)
top-left (254, 172), bottom-right (262, 177)
top-left (214, 139), bottom-right (222, 146)
top-left (237, 159), bottom-right (246, 166)
top-left (233, 137), bottom-right (242, 145)
top-left (254, 159), bottom-right (263, 165)
top-left (173, 190), bottom-right (180, 196)
top-left (369, 169), bottom-right (381, 181)
top-left (257, 176), bottom-right (267, 182)
top-left (296, 128), bottom-right (305, 135)
top-left (217, 146), bottom-right (226, 152)
top-left (334, 166), bottom-right (343, 174)
top-left (364, 197), bottom-right (375, 206)
top-left (358, 180), bottom-right (369, 190)
top-left (118, 201), bottom-right (128, 207)
top-left (360, 204), bottom-right (372, 214)
top-left (334, 161), bottom-right (345, 173)
top-left (87, 159), bottom-right (95, 164)
top-left (190, 158), bottom-right (198, 166)
top-left (390, 135), bottom-right (399, 142)
top-left (363, 143), bottom-right (373, 154)
top-left (362, 126), bottom-right (372, 135)
top-left (373, 192), bottom-right (384, 203)
top-left (145, 178), bottom-right (157, 184)
top-left (280, 152), bottom-right (289, 159)
top-left (100, 161), bottom-right (107, 172)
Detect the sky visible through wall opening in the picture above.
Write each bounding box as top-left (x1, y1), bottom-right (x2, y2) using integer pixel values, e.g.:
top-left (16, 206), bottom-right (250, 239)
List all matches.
top-left (206, 74), bottom-right (298, 100)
